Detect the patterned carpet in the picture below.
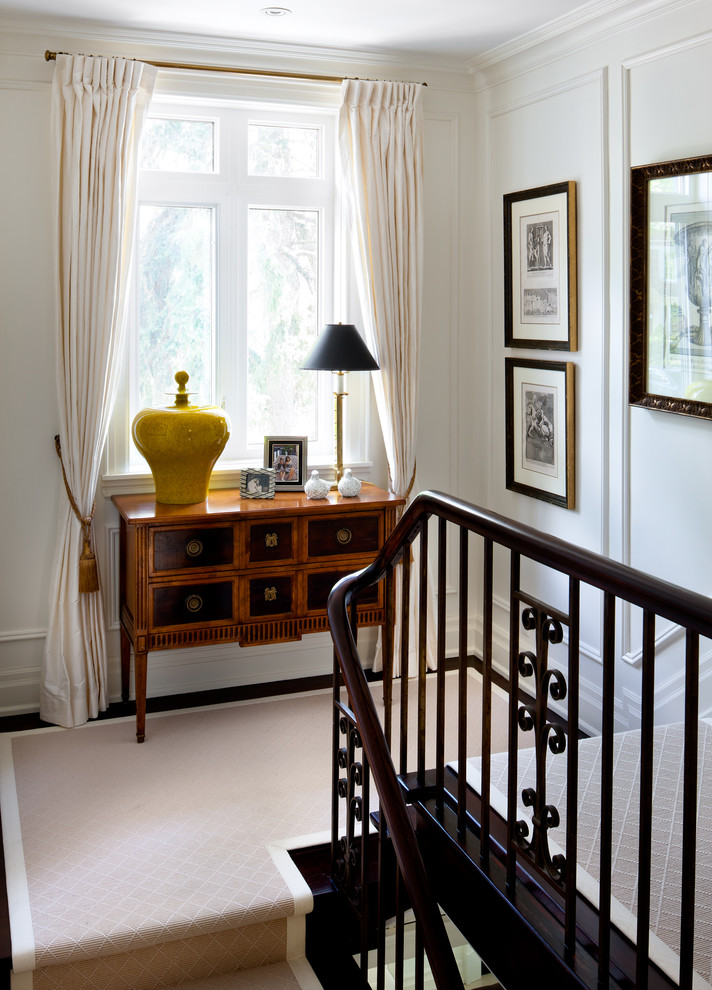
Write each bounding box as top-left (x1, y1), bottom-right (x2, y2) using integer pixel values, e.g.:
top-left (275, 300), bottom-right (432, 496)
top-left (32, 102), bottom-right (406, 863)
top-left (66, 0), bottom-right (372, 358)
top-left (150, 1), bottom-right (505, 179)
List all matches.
top-left (1, 671), bottom-right (503, 990)
top-left (2, 691), bottom-right (334, 989)
top-left (462, 720), bottom-right (712, 990)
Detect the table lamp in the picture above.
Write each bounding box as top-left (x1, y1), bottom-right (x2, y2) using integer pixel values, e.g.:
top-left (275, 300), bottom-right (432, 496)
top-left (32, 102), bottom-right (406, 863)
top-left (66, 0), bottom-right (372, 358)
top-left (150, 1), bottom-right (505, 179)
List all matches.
top-left (301, 322), bottom-right (379, 483)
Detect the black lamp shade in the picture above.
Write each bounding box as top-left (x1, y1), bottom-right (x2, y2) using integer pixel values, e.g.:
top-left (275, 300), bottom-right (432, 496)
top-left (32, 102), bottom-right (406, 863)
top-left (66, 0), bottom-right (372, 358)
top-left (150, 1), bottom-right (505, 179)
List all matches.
top-left (301, 323), bottom-right (379, 372)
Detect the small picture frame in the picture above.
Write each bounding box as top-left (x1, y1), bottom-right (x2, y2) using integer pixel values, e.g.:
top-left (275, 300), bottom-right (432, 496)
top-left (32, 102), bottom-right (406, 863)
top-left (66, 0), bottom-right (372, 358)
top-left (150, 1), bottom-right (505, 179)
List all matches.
top-left (240, 467), bottom-right (276, 499)
top-left (630, 153), bottom-right (712, 419)
top-left (505, 357), bottom-right (575, 509)
top-left (264, 436), bottom-right (307, 491)
top-left (504, 181), bottom-right (577, 350)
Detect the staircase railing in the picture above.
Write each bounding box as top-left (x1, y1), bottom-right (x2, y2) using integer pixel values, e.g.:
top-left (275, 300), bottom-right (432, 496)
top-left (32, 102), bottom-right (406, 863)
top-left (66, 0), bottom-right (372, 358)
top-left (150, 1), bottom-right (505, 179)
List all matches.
top-left (326, 490), bottom-right (712, 990)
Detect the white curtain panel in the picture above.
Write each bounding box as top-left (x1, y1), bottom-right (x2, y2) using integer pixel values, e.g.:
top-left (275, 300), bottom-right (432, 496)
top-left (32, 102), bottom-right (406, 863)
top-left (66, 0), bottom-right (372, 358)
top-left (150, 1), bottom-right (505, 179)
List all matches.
top-left (339, 80), bottom-right (427, 675)
top-left (338, 79), bottom-right (424, 501)
top-left (42, 54), bottom-right (156, 727)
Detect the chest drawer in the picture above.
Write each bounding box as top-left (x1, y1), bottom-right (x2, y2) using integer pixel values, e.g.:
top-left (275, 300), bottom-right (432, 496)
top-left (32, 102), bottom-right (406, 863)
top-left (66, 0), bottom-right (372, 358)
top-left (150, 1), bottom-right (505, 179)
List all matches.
top-left (152, 526), bottom-right (234, 573)
top-left (305, 569), bottom-right (381, 613)
top-left (307, 514), bottom-right (381, 559)
top-left (246, 574), bottom-right (295, 619)
top-left (246, 521), bottom-right (295, 564)
top-left (151, 580), bottom-right (235, 628)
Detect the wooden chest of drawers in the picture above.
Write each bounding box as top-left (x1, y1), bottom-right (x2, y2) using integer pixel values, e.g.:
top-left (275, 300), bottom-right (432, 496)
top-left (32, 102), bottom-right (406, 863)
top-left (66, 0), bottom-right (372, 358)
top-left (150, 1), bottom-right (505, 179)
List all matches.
top-left (112, 484), bottom-right (403, 741)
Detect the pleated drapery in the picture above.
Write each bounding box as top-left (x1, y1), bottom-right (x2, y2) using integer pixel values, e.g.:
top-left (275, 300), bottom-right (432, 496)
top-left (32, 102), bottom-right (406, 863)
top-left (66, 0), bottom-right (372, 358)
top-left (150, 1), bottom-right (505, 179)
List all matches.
top-left (339, 80), bottom-right (427, 675)
top-left (338, 79), bottom-right (424, 501)
top-left (41, 54), bottom-right (156, 727)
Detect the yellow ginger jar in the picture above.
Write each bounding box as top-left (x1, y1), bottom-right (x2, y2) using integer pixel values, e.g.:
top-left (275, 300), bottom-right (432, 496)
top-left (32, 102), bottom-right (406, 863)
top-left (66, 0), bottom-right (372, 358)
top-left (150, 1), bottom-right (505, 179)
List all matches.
top-left (131, 371), bottom-right (230, 504)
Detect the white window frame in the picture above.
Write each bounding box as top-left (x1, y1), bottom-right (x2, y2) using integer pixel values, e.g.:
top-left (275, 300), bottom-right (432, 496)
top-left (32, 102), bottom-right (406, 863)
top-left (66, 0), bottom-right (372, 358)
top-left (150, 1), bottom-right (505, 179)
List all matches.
top-left (102, 75), bottom-right (375, 494)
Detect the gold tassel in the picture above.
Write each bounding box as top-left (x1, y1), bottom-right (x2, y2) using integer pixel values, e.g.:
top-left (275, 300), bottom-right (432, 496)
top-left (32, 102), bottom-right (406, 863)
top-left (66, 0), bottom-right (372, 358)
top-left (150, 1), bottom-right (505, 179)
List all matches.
top-left (54, 435), bottom-right (100, 595)
top-left (78, 534), bottom-right (100, 594)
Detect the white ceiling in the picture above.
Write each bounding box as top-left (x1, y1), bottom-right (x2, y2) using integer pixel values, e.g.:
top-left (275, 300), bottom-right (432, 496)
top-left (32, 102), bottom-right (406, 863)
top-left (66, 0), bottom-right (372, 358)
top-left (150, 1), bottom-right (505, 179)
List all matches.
top-left (0, 0), bottom-right (603, 62)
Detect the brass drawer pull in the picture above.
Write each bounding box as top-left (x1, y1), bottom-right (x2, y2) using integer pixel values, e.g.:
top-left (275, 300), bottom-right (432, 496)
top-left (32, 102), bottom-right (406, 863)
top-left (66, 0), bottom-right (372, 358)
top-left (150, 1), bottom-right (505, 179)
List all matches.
top-left (265, 532), bottom-right (278, 548)
top-left (336, 527), bottom-right (352, 545)
top-left (185, 539), bottom-right (204, 557)
top-left (185, 593), bottom-right (204, 613)
top-left (264, 586), bottom-right (277, 602)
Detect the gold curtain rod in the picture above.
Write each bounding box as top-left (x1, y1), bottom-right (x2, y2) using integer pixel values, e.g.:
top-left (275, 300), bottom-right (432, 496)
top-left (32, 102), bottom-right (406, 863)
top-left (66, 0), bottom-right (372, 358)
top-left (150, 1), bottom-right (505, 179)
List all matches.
top-left (45, 50), bottom-right (427, 86)
top-left (45, 49), bottom-right (342, 83)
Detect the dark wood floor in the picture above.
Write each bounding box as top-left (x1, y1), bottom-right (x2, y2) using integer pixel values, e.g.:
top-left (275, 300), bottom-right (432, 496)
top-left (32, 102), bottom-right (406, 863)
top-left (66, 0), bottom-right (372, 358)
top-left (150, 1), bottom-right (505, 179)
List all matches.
top-left (0, 671), bottom-right (342, 735)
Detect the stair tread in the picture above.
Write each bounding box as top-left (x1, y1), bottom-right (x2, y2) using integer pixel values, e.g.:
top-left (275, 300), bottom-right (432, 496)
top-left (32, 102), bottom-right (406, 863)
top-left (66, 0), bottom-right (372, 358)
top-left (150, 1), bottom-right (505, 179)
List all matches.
top-left (2, 695), bottom-right (335, 988)
top-left (165, 958), bottom-right (322, 989)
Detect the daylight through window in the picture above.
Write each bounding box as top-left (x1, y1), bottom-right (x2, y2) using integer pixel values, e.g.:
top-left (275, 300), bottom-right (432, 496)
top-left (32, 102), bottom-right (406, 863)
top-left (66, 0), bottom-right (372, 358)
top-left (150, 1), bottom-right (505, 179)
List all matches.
top-left (112, 96), bottom-right (340, 474)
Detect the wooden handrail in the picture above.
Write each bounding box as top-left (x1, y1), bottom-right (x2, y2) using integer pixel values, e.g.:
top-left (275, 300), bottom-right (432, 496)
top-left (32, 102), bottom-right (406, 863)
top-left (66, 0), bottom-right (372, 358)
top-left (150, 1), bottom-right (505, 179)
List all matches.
top-left (328, 556), bottom-right (465, 989)
top-left (339, 490), bottom-right (712, 639)
top-left (327, 489), bottom-right (712, 988)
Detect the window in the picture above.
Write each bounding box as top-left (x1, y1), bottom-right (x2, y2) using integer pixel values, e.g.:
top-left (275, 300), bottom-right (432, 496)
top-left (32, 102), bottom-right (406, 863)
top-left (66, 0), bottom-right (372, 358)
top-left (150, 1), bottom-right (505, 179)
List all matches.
top-left (106, 85), bottom-right (372, 482)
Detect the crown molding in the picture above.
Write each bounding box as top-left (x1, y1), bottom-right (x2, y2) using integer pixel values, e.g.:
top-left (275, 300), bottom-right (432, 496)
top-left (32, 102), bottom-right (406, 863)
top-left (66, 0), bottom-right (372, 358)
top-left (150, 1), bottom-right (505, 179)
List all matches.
top-left (467, 0), bottom-right (701, 79)
top-left (0, 14), bottom-right (472, 78)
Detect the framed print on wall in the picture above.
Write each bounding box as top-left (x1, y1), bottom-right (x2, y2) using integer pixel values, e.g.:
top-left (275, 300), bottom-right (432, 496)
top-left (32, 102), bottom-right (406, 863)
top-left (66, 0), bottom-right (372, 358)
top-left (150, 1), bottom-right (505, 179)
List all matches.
top-left (505, 357), bottom-right (575, 509)
top-left (630, 153), bottom-right (712, 419)
top-left (264, 436), bottom-right (307, 490)
top-left (504, 181), bottom-right (577, 350)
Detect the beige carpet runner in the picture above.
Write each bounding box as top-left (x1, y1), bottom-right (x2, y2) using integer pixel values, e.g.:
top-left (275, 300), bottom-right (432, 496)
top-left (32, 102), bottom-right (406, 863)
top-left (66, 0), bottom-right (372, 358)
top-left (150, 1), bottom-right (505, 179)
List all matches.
top-left (1, 671), bottom-right (502, 990)
top-left (1, 691), bottom-right (336, 990)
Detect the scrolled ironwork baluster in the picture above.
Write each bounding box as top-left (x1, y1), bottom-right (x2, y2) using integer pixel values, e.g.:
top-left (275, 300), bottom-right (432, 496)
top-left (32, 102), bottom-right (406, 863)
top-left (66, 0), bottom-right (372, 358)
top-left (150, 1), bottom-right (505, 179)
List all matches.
top-left (543, 668), bottom-right (567, 702)
top-left (518, 650), bottom-right (536, 679)
top-left (521, 606), bottom-right (537, 631)
top-left (518, 703), bottom-right (536, 733)
top-left (544, 721), bottom-right (567, 756)
top-left (515, 601), bottom-right (570, 890)
top-left (543, 616), bottom-right (564, 644)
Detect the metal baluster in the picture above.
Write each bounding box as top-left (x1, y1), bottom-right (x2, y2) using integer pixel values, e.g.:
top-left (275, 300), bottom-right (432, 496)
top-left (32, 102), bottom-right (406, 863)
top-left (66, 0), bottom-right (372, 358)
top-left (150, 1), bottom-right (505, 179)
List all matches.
top-left (636, 609), bottom-right (656, 990)
top-left (418, 521), bottom-right (429, 783)
top-left (331, 650), bottom-right (343, 882)
top-left (358, 744), bottom-right (369, 975)
top-left (481, 537), bottom-right (493, 870)
top-left (507, 552), bottom-right (521, 894)
top-left (400, 553), bottom-right (411, 776)
top-left (564, 577), bottom-right (580, 958)
top-left (384, 564), bottom-right (396, 751)
top-left (395, 864), bottom-right (405, 990)
top-left (598, 592), bottom-right (616, 989)
top-left (680, 629), bottom-right (700, 990)
top-left (457, 528), bottom-right (469, 836)
top-left (376, 806), bottom-right (387, 990)
top-left (435, 518), bottom-right (447, 811)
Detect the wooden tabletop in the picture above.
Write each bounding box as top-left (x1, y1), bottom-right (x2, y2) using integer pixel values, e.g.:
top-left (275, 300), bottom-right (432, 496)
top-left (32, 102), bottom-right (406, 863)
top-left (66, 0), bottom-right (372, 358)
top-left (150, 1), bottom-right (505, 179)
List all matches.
top-left (112, 483), bottom-right (404, 524)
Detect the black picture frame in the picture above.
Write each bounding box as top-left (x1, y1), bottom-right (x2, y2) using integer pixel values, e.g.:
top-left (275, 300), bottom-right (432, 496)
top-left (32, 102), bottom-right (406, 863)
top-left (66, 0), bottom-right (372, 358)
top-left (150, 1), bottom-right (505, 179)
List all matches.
top-left (505, 357), bottom-right (575, 509)
top-left (630, 153), bottom-right (712, 419)
top-left (504, 180), bottom-right (577, 350)
top-left (264, 436), bottom-right (307, 491)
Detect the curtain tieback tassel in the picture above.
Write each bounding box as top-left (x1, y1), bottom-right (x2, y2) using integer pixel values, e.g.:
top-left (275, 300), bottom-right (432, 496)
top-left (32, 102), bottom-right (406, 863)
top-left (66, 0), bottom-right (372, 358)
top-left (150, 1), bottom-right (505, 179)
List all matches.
top-left (54, 435), bottom-right (99, 594)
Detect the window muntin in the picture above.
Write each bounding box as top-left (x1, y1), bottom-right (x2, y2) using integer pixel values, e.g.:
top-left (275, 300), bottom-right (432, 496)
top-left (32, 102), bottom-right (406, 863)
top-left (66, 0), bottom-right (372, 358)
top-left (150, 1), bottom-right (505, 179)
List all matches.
top-left (114, 97), bottom-right (342, 474)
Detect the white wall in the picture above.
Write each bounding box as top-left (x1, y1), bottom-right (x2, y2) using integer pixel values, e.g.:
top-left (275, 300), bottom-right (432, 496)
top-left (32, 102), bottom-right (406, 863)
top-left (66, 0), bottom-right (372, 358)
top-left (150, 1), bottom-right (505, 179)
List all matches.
top-left (4, 1), bottom-right (710, 726)
top-left (0, 25), bottom-right (476, 714)
top-left (471, 0), bottom-right (712, 731)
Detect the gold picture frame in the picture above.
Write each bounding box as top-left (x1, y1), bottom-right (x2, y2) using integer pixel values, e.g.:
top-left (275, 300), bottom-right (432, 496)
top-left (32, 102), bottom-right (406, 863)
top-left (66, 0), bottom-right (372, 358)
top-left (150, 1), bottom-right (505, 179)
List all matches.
top-left (630, 153), bottom-right (712, 419)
